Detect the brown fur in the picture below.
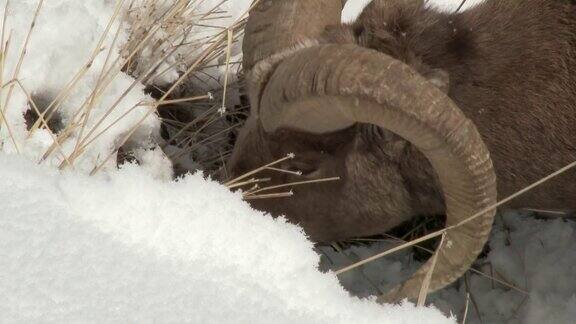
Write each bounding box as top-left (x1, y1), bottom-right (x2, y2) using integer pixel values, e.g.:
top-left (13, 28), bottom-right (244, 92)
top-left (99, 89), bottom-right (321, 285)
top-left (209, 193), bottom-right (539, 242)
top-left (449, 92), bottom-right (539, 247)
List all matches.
top-left (229, 0), bottom-right (576, 242)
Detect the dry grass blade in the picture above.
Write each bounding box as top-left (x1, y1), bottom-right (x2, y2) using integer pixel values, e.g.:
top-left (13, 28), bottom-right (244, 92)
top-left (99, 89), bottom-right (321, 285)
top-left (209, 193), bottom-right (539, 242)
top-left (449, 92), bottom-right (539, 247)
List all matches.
top-left (464, 274), bottom-right (484, 324)
top-left (462, 292), bottom-right (470, 324)
top-left (50, 0), bottom-right (206, 166)
top-left (39, 0), bottom-right (129, 163)
top-left (417, 232), bottom-right (446, 306)
top-left (245, 177), bottom-right (340, 197)
top-left (467, 268), bottom-right (527, 295)
top-left (350, 234), bottom-right (528, 295)
top-left (0, 0), bottom-right (8, 129)
top-left (88, 18), bottom-right (243, 175)
top-left (1, 0), bottom-right (40, 153)
top-left (4, 79), bottom-right (72, 167)
top-left (33, 0), bottom-right (125, 134)
top-left (175, 122), bottom-right (242, 158)
top-left (154, 94), bottom-right (212, 106)
top-left (265, 166), bottom-right (302, 176)
top-left (226, 177), bottom-right (271, 190)
top-left (0, 34), bottom-right (19, 152)
top-left (244, 191), bottom-right (294, 200)
top-left (2, 0), bottom-right (44, 128)
top-left (69, 0), bottom-right (129, 159)
top-left (219, 28), bottom-right (234, 113)
top-left (61, 28), bottom-right (165, 164)
top-left (162, 104), bottom-right (221, 148)
top-left (335, 158), bottom-right (576, 276)
top-left (225, 153), bottom-right (295, 187)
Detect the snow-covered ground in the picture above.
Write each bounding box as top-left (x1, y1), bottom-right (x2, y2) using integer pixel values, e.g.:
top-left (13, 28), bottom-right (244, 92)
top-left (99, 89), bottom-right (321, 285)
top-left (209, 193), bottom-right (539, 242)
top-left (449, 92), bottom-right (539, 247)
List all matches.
top-left (320, 211), bottom-right (576, 323)
top-left (1, 0), bottom-right (574, 323)
top-left (0, 152), bottom-right (453, 323)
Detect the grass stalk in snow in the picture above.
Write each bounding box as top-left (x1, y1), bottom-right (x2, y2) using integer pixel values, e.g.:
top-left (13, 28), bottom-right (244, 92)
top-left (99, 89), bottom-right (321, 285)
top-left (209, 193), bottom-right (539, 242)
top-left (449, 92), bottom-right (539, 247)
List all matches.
top-left (38, 0), bottom-right (130, 163)
top-left (69, 0), bottom-right (131, 162)
top-left (335, 158), bottom-right (576, 277)
top-left (32, 0), bottom-right (125, 137)
top-left (461, 293), bottom-right (470, 324)
top-left (348, 234), bottom-right (528, 295)
top-left (89, 8), bottom-right (248, 175)
top-left (36, 0), bottom-right (220, 167)
top-left (0, 6), bottom-right (17, 152)
top-left (1, 0), bottom-right (44, 153)
top-left (2, 0), bottom-right (44, 133)
top-left (60, 1), bottom-right (227, 168)
top-left (219, 28), bottom-right (234, 113)
top-left (5, 79), bottom-right (72, 167)
top-left (464, 274), bottom-right (484, 323)
top-left (417, 232), bottom-right (445, 307)
top-left (0, 0), bottom-right (243, 174)
top-left (155, 94), bottom-right (212, 106)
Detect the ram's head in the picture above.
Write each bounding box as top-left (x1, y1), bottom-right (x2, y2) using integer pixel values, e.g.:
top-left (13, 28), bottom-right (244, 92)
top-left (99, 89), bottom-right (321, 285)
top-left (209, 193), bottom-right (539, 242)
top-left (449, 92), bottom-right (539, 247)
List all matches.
top-left (228, 0), bottom-right (497, 302)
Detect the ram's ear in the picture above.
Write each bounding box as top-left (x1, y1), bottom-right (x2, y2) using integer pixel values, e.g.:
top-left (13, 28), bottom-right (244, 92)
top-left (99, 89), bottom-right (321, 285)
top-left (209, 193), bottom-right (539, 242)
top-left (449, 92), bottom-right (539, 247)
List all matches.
top-left (423, 68), bottom-right (450, 93)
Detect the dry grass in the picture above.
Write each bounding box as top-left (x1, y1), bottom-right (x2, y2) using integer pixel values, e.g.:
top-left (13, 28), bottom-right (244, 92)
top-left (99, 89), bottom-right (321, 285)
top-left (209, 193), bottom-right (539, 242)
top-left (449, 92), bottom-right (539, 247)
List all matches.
top-left (222, 153), bottom-right (341, 199)
top-left (1, 0), bottom-right (252, 176)
top-left (461, 292), bottom-right (470, 324)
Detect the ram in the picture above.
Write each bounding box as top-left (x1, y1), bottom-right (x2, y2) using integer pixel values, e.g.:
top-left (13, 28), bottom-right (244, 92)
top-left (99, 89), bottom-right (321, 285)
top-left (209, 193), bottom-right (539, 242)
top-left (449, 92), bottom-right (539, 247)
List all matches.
top-left (228, 0), bottom-right (576, 302)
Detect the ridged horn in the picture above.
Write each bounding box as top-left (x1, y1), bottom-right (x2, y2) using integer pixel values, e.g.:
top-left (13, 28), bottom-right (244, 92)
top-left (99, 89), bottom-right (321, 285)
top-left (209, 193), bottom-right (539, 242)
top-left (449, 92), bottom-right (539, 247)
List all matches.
top-left (258, 44), bottom-right (497, 301)
top-left (242, 0), bottom-right (343, 116)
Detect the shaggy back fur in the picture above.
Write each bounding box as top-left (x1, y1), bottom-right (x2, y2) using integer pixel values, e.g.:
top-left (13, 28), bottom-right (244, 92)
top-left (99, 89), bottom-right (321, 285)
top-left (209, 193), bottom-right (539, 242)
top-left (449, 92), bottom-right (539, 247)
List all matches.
top-left (329, 0), bottom-right (576, 210)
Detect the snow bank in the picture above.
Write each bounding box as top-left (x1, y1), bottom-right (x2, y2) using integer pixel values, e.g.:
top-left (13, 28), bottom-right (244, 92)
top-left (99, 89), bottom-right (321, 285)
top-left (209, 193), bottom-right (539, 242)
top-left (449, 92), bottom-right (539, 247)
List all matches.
top-left (0, 0), bottom-right (250, 175)
top-left (0, 0), bottom-right (159, 173)
top-left (3, 0), bottom-right (569, 323)
top-left (458, 213), bottom-right (576, 323)
top-left (321, 211), bottom-right (576, 323)
top-left (0, 152), bottom-right (453, 323)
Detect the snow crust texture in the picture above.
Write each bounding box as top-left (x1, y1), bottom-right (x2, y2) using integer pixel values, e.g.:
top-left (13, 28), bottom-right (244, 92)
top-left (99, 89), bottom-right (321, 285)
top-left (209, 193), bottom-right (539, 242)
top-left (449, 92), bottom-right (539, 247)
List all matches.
top-left (0, 153), bottom-right (453, 323)
top-left (3, 0), bottom-right (572, 323)
top-left (321, 212), bottom-right (576, 324)
top-left (0, 0), bottom-right (159, 172)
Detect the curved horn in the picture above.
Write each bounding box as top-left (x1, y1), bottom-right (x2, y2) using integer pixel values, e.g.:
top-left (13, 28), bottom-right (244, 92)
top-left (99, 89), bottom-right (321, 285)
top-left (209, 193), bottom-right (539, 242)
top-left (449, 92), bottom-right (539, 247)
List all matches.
top-left (242, 0), bottom-right (343, 70)
top-left (242, 0), bottom-right (343, 117)
top-left (259, 44), bottom-right (497, 301)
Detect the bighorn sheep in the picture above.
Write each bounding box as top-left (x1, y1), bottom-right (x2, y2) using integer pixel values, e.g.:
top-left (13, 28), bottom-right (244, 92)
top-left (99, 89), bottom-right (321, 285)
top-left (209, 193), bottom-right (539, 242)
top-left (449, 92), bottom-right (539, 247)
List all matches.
top-left (228, 0), bottom-right (576, 302)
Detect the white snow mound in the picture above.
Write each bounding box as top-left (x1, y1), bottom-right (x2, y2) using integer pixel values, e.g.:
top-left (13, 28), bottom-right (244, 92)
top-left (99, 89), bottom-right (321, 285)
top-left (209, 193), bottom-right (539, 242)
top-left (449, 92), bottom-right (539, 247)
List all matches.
top-left (0, 153), bottom-right (453, 323)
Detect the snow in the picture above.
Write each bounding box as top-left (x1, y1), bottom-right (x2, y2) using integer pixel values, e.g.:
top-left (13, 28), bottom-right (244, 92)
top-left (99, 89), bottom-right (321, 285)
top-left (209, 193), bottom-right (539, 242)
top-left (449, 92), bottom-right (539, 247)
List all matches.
top-left (1, 0), bottom-right (573, 322)
top-left (0, 152), bottom-right (453, 323)
top-left (0, 3), bottom-right (452, 320)
top-left (321, 212), bottom-right (576, 323)
top-left (0, 0), bottom-right (159, 173)
top-left (0, 0), bottom-right (249, 175)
